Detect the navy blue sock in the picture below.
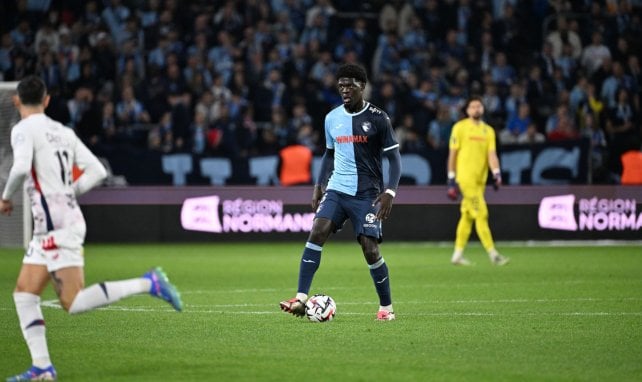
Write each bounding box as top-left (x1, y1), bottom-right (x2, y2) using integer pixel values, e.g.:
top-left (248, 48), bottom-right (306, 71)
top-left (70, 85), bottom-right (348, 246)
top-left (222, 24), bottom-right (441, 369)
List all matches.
top-left (297, 242), bottom-right (322, 295)
top-left (369, 258), bottom-right (391, 306)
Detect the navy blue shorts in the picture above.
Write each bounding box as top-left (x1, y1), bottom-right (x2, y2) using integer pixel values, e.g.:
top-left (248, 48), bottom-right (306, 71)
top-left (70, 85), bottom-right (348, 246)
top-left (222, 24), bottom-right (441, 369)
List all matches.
top-left (315, 190), bottom-right (383, 242)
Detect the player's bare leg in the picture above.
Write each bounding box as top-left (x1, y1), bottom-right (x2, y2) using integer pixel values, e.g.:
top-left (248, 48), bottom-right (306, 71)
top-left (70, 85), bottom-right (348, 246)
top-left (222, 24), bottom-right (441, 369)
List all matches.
top-left (9, 265), bottom-right (57, 382)
top-left (52, 266), bottom-right (183, 314)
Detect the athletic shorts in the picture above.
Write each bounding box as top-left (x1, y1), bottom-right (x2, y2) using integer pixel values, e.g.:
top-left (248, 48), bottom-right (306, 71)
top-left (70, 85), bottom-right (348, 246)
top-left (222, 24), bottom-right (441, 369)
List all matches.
top-left (315, 190), bottom-right (383, 242)
top-left (23, 225), bottom-right (86, 272)
top-left (458, 183), bottom-right (488, 219)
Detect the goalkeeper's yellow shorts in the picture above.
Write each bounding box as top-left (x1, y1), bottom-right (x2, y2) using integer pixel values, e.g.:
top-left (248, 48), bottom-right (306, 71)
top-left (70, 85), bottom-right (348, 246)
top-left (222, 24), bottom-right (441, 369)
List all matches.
top-left (458, 183), bottom-right (488, 220)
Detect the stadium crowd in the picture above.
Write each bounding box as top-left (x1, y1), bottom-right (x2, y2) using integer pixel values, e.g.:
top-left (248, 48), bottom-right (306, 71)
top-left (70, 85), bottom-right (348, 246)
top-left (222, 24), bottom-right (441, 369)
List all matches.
top-left (0, 0), bottom-right (641, 183)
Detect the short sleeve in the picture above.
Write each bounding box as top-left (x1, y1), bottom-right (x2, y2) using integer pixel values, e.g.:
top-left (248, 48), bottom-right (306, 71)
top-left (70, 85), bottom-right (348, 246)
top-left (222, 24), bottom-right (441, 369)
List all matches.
top-left (449, 122), bottom-right (460, 150)
top-left (325, 115), bottom-right (334, 149)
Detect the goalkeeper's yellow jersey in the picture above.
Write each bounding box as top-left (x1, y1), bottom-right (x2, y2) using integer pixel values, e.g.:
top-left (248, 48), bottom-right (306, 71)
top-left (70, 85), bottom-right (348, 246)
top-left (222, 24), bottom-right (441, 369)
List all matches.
top-left (448, 118), bottom-right (496, 185)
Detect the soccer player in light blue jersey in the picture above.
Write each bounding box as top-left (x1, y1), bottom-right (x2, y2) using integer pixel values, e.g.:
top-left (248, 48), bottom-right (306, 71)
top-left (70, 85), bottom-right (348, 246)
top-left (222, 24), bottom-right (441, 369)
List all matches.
top-left (279, 64), bottom-right (402, 321)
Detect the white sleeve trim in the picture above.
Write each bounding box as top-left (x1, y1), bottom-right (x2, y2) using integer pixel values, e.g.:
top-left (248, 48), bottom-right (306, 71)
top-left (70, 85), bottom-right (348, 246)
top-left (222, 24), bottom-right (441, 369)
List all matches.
top-left (383, 144), bottom-right (399, 152)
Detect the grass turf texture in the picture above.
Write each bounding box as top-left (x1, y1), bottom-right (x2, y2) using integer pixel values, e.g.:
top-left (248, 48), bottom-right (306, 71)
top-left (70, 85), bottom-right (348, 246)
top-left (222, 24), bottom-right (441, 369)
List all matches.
top-left (0, 242), bottom-right (641, 382)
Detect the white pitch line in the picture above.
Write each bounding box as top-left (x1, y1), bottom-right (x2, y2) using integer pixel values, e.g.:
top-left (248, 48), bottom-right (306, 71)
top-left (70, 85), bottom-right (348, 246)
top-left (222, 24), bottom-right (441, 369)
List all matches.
top-left (180, 279), bottom-right (632, 295)
top-left (21, 298), bottom-right (641, 317)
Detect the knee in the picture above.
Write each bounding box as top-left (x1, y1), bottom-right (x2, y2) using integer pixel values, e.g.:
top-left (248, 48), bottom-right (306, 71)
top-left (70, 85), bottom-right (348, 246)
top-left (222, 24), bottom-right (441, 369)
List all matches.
top-left (58, 289), bottom-right (81, 313)
top-left (364, 252), bottom-right (380, 265)
top-left (59, 296), bottom-right (74, 313)
top-left (308, 225), bottom-right (331, 244)
top-left (360, 241), bottom-right (380, 265)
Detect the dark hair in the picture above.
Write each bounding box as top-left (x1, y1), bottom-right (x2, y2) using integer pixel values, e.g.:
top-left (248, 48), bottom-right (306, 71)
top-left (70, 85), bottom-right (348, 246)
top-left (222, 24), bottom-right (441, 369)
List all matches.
top-left (17, 75), bottom-right (47, 106)
top-left (464, 95), bottom-right (484, 110)
top-left (336, 63), bottom-right (367, 84)
top-left (461, 95), bottom-right (484, 117)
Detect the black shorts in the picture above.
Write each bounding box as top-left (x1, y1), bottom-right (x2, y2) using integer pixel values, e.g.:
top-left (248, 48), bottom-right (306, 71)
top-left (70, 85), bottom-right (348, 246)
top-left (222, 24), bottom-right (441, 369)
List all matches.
top-left (315, 190), bottom-right (383, 242)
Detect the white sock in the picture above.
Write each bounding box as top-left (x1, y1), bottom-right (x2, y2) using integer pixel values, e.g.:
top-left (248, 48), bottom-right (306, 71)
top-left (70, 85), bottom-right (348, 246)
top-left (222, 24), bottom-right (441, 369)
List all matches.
top-left (295, 293), bottom-right (308, 302)
top-left (69, 278), bottom-right (151, 314)
top-left (488, 248), bottom-right (499, 258)
top-left (13, 292), bottom-right (52, 368)
top-left (451, 249), bottom-right (464, 261)
top-left (379, 304), bottom-right (394, 312)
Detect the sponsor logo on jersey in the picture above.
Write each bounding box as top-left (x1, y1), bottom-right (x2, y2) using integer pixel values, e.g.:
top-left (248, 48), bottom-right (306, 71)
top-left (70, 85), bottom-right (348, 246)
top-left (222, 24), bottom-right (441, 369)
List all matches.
top-left (336, 135), bottom-right (368, 144)
top-left (369, 106), bottom-right (382, 114)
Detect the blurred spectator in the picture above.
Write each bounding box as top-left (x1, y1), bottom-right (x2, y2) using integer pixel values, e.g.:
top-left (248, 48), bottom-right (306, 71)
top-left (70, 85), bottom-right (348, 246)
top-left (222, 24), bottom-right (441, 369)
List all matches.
top-left (490, 51), bottom-right (516, 88)
top-left (116, 85), bottom-right (150, 127)
top-left (10, 19), bottom-right (34, 47)
top-left (605, 89), bottom-right (638, 176)
top-left (427, 104), bottom-right (453, 150)
top-left (579, 112), bottom-right (607, 180)
top-left (581, 31), bottom-right (611, 76)
top-left (536, 41), bottom-right (556, 80)
top-left (556, 42), bottom-right (579, 80)
top-left (504, 82), bottom-right (527, 120)
top-left (37, 51), bottom-right (62, 91)
top-left (545, 16), bottom-right (582, 60)
top-left (601, 61), bottom-right (636, 108)
top-left (501, 103), bottom-right (532, 144)
top-left (379, 0), bottom-right (415, 36)
top-left (34, 21), bottom-right (59, 53)
top-left (101, 100), bottom-right (117, 143)
top-left (516, 122), bottom-right (546, 145)
top-left (277, 135), bottom-right (313, 186)
top-left (620, 142), bottom-right (642, 185)
top-left (396, 113), bottom-right (427, 154)
top-left (546, 104), bottom-right (578, 141)
top-left (0, 32), bottom-right (15, 74)
top-left (190, 110), bottom-right (208, 155)
top-left (296, 122), bottom-right (319, 154)
top-left (67, 86), bottom-right (94, 130)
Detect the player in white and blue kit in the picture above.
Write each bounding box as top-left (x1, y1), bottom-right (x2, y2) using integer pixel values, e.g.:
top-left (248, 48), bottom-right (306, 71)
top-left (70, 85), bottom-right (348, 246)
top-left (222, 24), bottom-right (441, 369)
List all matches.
top-left (280, 64), bottom-right (402, 321)
top-left (1, 76), bottom-right (183, 381)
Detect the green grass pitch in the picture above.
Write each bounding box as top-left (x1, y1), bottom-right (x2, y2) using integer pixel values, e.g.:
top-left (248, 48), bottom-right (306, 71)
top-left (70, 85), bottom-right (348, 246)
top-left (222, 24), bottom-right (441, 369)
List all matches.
top-left (1, 242), bottom-right (641, 381)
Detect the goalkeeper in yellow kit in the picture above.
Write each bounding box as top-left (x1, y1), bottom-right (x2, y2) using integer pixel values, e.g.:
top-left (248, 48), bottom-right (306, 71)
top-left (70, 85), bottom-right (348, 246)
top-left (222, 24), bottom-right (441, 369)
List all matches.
top-left (447, 96), bottom-right (509, 266)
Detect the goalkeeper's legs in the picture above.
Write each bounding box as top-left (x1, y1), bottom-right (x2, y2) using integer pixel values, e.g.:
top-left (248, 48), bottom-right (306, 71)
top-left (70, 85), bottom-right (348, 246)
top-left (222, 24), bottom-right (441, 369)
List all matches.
top-left (452, 212), bottom-right (474, 265)
top-left (475, 199), bottom-right (509, 266)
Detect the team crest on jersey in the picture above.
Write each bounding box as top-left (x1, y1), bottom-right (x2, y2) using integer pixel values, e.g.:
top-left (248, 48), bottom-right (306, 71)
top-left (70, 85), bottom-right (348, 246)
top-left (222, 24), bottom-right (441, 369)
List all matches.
top-left (361, 121), bottom-right (372, 132)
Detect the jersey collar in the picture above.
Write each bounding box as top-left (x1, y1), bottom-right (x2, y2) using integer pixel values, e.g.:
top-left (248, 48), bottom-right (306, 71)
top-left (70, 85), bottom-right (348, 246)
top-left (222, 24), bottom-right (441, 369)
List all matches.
top-left (342, 101), bottom-right (369, 116)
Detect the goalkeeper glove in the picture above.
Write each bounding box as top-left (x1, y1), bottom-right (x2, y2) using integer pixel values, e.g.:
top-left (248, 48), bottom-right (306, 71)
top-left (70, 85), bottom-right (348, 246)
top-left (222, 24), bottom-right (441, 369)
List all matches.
top-left (492, 170), bottom-right (502, 191)
top-left (447, 176), bottom-right (459, 201)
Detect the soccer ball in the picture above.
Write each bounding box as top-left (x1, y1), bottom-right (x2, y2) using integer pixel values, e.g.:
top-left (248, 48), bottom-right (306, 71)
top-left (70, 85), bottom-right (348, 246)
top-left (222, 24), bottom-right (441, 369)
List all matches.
top-left (305, 294), bottom-right (336, 322)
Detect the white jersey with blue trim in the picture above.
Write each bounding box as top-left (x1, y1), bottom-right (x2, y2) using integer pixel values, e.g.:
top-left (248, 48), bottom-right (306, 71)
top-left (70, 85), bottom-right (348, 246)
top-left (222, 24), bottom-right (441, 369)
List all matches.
top-left (2, 113), bottom-right (106, 234)
top-left (324, 102), bottom-right (399, 197)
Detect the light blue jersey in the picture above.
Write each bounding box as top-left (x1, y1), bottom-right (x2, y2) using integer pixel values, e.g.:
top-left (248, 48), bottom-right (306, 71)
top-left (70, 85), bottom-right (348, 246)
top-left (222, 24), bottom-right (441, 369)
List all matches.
top-left (324, 102), bottom-right (399, 198)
